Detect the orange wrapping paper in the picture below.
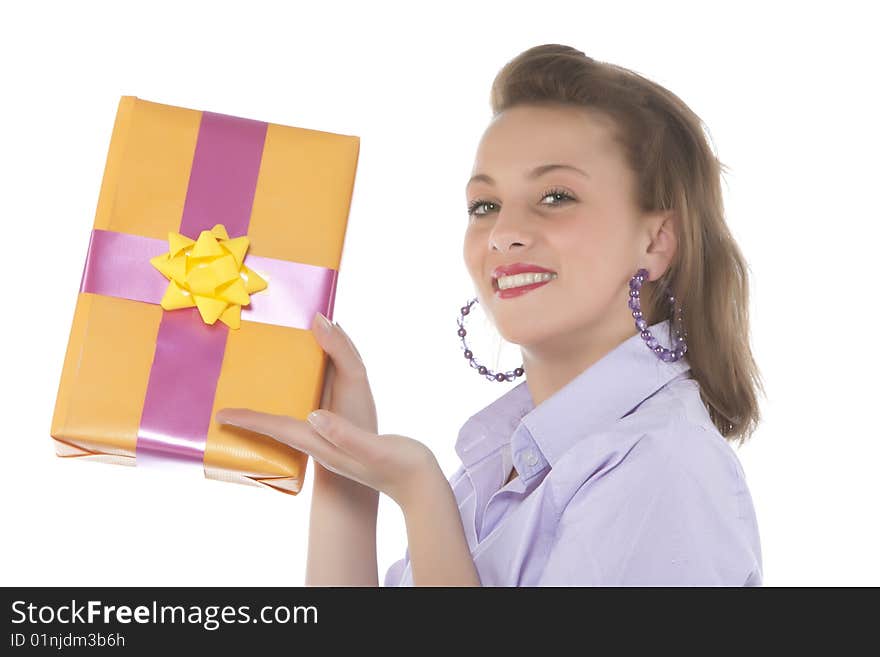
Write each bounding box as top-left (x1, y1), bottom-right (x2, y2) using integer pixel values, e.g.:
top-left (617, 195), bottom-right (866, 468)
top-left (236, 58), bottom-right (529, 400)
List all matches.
top-left (50, 96), bottom-right (360, 495)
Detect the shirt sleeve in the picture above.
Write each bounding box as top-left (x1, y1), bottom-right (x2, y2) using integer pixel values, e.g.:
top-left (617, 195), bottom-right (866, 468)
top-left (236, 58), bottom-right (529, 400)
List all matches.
top-left (383, 551), bottom-right (409, 587)
top-left (537, 435), bottom-right (761, 587)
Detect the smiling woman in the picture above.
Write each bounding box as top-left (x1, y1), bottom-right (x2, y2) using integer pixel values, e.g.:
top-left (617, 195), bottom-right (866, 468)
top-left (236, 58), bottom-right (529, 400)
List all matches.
top-left (221, 43), bottom-right (765, 588)
top-left (382, 43), bottom-right (765, 586)
top-left (461, 45), bottom-right (764, 440)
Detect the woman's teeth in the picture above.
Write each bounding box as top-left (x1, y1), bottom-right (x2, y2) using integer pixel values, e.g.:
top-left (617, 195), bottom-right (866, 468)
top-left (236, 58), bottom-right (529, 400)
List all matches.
top-left (496, 272), bottom-right (558, 290)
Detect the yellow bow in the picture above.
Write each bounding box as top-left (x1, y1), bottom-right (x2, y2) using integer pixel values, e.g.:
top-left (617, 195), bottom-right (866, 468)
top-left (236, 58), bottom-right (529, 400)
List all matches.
top-left (149, 223), bottom-right (268, 329)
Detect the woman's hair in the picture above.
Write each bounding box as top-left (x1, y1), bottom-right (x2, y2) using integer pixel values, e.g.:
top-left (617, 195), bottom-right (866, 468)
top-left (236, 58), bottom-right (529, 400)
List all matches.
top-left (489, 44), bottom-right (764, 446)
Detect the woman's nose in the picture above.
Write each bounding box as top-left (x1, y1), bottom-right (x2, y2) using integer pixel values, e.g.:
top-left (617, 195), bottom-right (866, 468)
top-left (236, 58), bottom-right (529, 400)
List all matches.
top-left (488, 208), bottom-right (536, 252)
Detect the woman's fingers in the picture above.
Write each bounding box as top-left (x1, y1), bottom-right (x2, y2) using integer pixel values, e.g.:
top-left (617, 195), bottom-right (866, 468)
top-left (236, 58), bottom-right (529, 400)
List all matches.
top-left (215, 408), bottom-right (356, 472)
top-left (335, 322), bottom-right (364, 362)
top-left (310, 313), bottom-right (366, 382)
top-left (319, 356), bottom-right (335, 410)
top-left (307, 410), bottom-right (380, 460)
top-left (215, 407), bottom-right (434, 500)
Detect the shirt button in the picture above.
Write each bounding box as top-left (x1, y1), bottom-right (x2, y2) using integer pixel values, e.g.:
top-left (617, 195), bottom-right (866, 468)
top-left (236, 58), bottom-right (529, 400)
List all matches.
top-left (523, 449), bottom-right (538, 466)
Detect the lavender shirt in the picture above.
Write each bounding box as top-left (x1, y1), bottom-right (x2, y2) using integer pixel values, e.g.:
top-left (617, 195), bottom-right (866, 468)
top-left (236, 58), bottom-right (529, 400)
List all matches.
top-left (383, 319), bottom-right (763, 586)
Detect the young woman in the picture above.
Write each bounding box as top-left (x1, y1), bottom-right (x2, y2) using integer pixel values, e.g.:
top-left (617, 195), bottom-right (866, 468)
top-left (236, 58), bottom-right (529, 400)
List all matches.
top-left (216, 44), bottom-right (764, 586)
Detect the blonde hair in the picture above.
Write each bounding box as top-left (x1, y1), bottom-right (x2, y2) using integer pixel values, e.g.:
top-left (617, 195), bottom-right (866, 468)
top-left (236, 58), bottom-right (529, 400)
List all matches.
top-left (488, 44), bottom-right (764, 446)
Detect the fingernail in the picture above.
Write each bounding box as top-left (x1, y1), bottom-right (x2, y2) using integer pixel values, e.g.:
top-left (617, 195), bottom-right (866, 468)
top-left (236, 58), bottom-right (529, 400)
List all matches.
top-left (307, 410), bottom-right (328, 431)
top-left (315, 312), bottom-right (333, 334)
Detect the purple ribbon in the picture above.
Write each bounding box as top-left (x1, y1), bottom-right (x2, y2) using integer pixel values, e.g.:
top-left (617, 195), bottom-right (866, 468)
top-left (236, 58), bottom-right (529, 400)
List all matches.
top-left (78, 110), bottom-right (337, 471)
top-left (79, 229), bottom-right (338, 330)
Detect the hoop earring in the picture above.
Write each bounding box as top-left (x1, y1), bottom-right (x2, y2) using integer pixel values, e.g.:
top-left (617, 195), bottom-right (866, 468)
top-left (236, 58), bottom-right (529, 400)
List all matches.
top-left (457, 267), bottom-right (688, 382)
top-left (630, 268), bottom-right (688, 363)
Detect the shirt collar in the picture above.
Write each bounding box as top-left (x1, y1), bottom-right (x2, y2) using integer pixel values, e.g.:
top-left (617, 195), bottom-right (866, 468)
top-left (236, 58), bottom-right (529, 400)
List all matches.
top-left (454, 318), bottom-right (692, 472)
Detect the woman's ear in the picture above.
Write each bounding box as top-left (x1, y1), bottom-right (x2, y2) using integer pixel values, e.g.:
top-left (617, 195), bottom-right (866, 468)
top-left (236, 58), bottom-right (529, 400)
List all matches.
top-left (642, 209), bottom-right (678, 281)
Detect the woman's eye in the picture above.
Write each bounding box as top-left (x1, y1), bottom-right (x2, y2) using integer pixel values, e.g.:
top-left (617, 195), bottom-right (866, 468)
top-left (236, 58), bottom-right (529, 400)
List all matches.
top-left (466, 189), bottom-right (575, 218)
top-left (540, 189), bottom-right (575, 207)
top-left (466, 200), bottom-right (496, 217)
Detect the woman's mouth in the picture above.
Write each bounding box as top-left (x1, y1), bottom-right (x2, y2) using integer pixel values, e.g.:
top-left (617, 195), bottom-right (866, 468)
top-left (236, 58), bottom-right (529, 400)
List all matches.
top-left (493, 272), bottom-right (558, 299)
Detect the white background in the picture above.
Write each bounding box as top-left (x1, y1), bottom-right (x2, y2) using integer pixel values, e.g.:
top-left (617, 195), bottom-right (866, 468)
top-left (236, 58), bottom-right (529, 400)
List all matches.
top-left (2, 0), bottom-right (877, 587)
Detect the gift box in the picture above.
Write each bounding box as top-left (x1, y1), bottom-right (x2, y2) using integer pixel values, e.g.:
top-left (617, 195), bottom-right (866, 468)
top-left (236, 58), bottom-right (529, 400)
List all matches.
top-left (50, 96), bottom-right (360, 495)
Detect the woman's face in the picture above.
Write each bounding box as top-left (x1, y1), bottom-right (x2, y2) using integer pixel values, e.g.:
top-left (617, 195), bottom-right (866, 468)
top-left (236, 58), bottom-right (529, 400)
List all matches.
top-left (463, 103), bottom-right (672, 354)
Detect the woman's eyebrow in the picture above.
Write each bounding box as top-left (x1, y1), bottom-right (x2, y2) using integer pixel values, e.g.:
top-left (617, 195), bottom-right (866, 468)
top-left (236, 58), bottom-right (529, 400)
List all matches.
top-left (466, 163), bottom-right (589, 189)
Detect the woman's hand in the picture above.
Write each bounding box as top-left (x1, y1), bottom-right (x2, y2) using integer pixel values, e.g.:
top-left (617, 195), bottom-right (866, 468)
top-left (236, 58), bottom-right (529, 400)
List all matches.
top-left (222, 406), bottom-right (439, 507)
top-left (216, 398), bottom-right (438, 509)
top-left (214, 313), bottom-right (439, 507)
top-left (311, 312), bottom-right (378, 436)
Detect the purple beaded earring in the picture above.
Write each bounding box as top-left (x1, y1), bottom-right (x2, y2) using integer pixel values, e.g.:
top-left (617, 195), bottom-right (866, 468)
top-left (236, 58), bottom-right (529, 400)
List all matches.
top-left (630, 267), bottom-right (688, 363)
top-left (457, 267), bottom-right (688, 381)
